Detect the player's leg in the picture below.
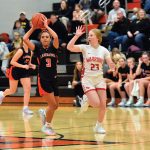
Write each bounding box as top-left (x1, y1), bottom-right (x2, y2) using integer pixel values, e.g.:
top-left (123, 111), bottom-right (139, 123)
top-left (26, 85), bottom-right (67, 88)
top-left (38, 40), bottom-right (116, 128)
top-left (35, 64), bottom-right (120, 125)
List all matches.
top-left (20, 77), bottom-right (33, 115)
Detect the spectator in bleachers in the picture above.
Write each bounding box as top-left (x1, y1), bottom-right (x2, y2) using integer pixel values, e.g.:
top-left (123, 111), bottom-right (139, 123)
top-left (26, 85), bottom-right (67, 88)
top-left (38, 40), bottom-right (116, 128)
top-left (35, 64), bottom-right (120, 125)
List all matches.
top-left (129, 7), bottom-right (139, 21)
top-left (49, 13), bottom-right (68, 48)
top-left (124, 57), bottom-right (139, 106)
top-left (105, 0), bottom-right (126, 27)
top-left (122, 9), bottom-right (150, 51)
top-left (19, 12), bottom-right (30, 33)
top-left (142, 0), bottom-right (150, 14)
top-left (105, 48), bottom-right (125, 85)
top-left (79, 0), bottom-right (91, 10)
top-left (108, 57), bottom-right (129, 107)
top-left (67, 0), bottom-right (80, 10)
top-left (133, 52), bottom-right (150, 107)
top-left (11, 20), bottom-right (25, 40)
top-left (57, 0), bottom-right (72, 29)
top-left (107, 10), bottom-right (130, 50)
top-left (71, 4), bottom-right (84, 33)
top-left (0, 36), bottom-right (9, 75)
top-left (90, 0), bottom-right (104, 24)
top-left (72, 61), bottom-right (84, 107)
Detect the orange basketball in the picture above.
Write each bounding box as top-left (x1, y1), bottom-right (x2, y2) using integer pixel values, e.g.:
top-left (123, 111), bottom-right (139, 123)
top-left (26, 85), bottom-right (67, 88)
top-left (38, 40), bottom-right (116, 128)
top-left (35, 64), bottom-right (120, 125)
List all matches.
top-left (31, 13), bottom-right (47, 29)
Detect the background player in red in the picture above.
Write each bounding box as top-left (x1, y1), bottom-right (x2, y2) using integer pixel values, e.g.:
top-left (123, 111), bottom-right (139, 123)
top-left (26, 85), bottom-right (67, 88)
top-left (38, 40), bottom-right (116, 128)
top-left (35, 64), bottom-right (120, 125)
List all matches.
top-left (67, 26), bottom-right (115, 134)
top-left (23, 17), bottom-right (59, 136)
top-left (0, 41), bottom-right (35, 115)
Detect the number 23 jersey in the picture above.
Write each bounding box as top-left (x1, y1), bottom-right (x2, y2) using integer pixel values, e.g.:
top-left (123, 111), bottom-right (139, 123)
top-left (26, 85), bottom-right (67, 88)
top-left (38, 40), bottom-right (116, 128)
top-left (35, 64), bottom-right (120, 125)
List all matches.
top-left (79, 44), bottom-right (110, 77)
top-left (34, 44), bottom-right (58, 80)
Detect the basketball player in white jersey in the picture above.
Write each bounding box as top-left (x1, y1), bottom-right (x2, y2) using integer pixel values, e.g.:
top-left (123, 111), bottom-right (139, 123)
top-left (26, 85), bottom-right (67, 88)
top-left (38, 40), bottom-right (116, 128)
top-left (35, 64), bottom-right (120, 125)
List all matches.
top-left (67, 26), bottom-right (115, 134)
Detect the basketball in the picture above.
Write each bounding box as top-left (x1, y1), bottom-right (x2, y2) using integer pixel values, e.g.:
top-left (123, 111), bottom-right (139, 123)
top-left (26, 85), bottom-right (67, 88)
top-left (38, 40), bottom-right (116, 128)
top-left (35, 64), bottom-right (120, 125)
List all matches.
top-left (31, 13), bottom-right (47, 29)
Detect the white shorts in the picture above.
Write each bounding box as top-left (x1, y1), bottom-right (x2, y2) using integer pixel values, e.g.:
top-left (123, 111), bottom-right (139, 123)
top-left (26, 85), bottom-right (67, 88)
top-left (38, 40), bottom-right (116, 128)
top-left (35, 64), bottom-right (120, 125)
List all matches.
top-left (81, 75), bottom-right (106, 93)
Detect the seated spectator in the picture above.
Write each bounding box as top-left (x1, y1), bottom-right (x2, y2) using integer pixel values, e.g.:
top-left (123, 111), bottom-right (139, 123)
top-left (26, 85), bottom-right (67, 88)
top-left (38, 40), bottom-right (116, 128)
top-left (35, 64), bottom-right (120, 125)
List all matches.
top-left (122, 9), bottom-right (150, 51)
top-left (79, 0), bottom-right (93, 24)
top-left (124, 57), bottom-right (139, 106)
top-left (79, 0), bottom-right (91, 10)
top-left (0, 36), bottom-right (10, 75)
top-left (133, 52), bottom-right (150, 107)
top-left (19, 11), bottom-right (30, 33)
top-left (107, 10), bottom-right (130, 50)
top-left (129, 7), bottom-right (139, 21)
top-left (142, 0), bottom-right (150, 14)
top-left (103, 0), bottom-right (126, 30)
top-left (57, 0), bottom-right (72, 29)
top-left (107, 57), bottom-right (129, 106)
top-left (11, 20), bottom-right (25, 40)
top-left (67, 0), bottom-right (80, 11)
top-left (72, 61), bottom-right (84, 106)
top-left (71, 4), bottom-right (84, 33)
top-left (49, 13), bottom-right (69, 63)
top-left (49, 13), bottom-right (68, 48)
top-left (90, 0), bottom-right (105, 24)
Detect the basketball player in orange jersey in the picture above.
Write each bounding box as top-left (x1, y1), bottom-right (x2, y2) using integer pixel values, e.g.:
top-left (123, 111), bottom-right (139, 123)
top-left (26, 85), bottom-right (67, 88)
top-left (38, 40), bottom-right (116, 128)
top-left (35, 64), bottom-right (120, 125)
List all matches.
top-left (0, 41), bottom-right (35, 115)
top-left (67, 26), bottom-right (115, 134)
top-left (23, 17), bottom-right (59, 136)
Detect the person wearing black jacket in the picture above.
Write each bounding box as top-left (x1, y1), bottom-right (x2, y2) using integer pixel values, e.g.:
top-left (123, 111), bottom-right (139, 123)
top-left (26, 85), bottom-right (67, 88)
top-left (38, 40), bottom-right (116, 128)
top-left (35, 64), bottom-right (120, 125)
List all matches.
top-left (107, 10), bottom-right (130, 50)
top-left (122, 9), bottom-right (150, 51)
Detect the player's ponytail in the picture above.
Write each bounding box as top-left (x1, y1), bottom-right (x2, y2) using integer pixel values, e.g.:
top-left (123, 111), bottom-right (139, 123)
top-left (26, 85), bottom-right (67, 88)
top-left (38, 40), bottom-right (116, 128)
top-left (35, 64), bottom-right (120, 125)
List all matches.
top-left (5, 49), bottom-right (18, 59)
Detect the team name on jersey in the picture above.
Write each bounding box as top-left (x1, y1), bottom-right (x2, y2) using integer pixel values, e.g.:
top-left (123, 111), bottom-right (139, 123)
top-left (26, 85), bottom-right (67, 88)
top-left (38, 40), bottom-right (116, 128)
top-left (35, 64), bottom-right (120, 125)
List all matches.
top-left (86, 57), bottom-right (103, 63)
top-left (23, 56), bottom-right (31, 59)
top-left (40, 53), bottom-right (56, 59)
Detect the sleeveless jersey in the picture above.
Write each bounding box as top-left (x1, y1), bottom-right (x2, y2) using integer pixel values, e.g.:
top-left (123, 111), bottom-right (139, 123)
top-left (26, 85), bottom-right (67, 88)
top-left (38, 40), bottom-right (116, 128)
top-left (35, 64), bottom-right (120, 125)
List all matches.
top-left (79, 44), bottom-right (110, 77)
top-left (34, 44), bottom-right (58, 80)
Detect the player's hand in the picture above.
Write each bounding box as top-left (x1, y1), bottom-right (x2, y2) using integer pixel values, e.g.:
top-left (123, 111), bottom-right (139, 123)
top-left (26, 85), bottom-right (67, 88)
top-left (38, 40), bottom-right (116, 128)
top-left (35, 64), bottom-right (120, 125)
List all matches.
top-left (29, 64), bottom-right (36, 70)
top-left (75, 26), bottom-right (85, 37)
top-left (43, 17), bottom-right (48, 28)
top-left (23, 65), bottom-right (29, 70)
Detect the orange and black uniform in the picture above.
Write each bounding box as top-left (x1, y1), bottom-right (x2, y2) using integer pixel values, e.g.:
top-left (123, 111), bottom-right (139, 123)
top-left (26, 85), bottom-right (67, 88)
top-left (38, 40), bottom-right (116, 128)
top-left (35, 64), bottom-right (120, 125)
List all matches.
top-left (8, 48), bottom-right (31, 80)
top-left (34, 43), bottom-right (59, 96)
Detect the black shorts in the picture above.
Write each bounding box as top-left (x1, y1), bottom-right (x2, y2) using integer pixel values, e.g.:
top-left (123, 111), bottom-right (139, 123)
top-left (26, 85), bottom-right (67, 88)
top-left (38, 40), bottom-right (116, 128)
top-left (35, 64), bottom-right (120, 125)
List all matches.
top-left (38, 76), bottom-right (59, 96)
top-left (9, 67), bottom-right (30, 80)
top-left (120, 83), bottom-right (126, 91)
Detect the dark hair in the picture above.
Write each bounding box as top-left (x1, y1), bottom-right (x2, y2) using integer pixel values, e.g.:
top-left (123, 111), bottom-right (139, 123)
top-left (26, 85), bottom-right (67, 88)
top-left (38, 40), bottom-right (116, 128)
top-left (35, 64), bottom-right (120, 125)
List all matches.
top-left (13, 20), bottom-right (21, 30)
top-left (142, 51), bottom-right (150, 57)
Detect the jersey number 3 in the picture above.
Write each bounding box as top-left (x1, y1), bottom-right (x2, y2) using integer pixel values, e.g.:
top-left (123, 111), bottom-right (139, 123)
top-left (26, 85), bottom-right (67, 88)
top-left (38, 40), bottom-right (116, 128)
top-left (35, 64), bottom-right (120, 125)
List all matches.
top-left (46, 58), bottom-right (51, 67)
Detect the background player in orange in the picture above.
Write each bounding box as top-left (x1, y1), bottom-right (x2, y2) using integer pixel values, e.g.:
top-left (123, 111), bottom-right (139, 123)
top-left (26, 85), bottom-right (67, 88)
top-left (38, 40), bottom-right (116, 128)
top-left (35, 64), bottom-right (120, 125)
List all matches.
top-left (0, 40), bottom-right (35, 115)
top-left (23, 17), bottom-right (59, 136)
top-left (67, 26), bottom-right (115, 134)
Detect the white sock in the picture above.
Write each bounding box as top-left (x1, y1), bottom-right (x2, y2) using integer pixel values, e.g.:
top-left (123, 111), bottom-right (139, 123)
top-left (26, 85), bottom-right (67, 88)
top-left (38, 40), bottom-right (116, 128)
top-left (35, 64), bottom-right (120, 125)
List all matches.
top-left (45, 122), bottom-right (51, 128)
top-left (23, 106), bottom-right (28, 110)
top-left (129, 96), bottom-right (133, 100)
top-left (111, 98), bottom-right (115, 103)
top-left (139, 96), bottom-right (144, 101)
top-left (121, 98), bottom-right (126, 102)
top-left (96, 121), bottom-right (102, 126)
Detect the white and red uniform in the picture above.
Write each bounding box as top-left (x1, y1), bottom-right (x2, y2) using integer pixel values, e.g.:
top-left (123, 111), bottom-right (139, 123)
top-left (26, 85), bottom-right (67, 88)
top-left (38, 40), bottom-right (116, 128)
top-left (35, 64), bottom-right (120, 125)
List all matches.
top-left (79, 44), bottom-right (110, 93)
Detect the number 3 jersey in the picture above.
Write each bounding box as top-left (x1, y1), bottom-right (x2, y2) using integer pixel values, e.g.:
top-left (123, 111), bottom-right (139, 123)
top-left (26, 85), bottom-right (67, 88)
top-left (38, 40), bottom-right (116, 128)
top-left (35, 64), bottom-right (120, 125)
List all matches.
top-left (79, 44), bottom-right (110, 77)
top-left (34, 44), bottom-right (58, 80)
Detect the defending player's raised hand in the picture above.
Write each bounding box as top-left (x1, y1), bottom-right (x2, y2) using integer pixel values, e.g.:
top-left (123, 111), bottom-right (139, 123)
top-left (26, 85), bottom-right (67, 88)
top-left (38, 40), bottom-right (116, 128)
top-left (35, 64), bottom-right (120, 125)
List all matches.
top-left (75, 26), bottom-right (85, 37)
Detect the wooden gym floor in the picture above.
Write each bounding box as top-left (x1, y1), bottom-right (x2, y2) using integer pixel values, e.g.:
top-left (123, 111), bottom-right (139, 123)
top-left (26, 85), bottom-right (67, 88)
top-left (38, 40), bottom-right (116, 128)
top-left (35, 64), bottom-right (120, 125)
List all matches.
top-left (0, 98), bottom-right (150, 150)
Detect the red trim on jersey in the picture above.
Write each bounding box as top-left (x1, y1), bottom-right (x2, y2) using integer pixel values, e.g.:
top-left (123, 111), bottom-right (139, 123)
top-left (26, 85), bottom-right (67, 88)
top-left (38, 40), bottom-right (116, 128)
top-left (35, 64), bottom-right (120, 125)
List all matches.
top-left (37, 58), bottom-right (40, 65)
top-left (84, 89), bottom-right (96, 94)
top-left (9, 66), bottom-right (15, 80)
top-left (38, 76), bottom-right (48, 96)
top-left (81, 65), bottom-right (85, 78)
top-left (96, 88), bottom-right (106, 91)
